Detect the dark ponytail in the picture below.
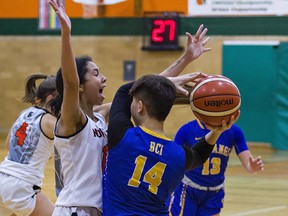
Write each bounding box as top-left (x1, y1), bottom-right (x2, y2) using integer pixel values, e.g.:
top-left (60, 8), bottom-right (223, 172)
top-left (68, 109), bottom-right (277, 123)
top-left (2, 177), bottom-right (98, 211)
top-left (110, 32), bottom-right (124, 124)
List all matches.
top-left (21, 73), bottom-right (56, 106)
top-left (50, 94), bottom-right (63, 117)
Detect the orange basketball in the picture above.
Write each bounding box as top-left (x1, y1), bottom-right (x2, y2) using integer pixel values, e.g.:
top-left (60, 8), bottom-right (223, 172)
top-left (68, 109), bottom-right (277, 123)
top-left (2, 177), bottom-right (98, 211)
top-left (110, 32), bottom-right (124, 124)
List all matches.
top-left (190, 75), bottom-right (241, 126)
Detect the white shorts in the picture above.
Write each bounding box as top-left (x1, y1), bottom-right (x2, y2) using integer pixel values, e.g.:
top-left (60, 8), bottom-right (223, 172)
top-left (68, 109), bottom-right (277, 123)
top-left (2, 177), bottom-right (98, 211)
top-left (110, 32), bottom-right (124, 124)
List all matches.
top-left (0, 172), bottom-right (37, 216)
top-left (53, 206), bottom-right (102, 216)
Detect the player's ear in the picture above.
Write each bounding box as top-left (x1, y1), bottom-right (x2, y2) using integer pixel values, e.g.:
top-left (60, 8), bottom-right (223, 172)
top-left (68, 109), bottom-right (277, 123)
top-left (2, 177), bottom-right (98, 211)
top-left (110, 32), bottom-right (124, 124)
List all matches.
top-left (79, 85), bottom-right (84, 92)
top-left (137, 100), bottom-right (144, 113)
top-left (46, 94), bottom-right (54, 103)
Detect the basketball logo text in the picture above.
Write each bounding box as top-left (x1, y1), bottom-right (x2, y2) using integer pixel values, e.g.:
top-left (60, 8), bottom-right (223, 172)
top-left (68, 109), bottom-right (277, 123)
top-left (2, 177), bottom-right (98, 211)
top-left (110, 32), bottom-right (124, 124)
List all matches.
top-left (204, 99), bottom-right (234, 107)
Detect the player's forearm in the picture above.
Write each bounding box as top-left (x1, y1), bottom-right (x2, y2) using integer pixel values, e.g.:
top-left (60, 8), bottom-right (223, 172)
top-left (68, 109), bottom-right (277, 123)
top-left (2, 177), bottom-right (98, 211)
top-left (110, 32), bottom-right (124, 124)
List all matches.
top-left (205, 130), bottom-right (222, 145)
top-left (61, 34), bottom-right (79, 88)
top-left (185, 137), bottom-right (215, 170)
top-left (160, 53), bottom-right (192, 77)
top-left (108, 82), bottom-right (134, 149)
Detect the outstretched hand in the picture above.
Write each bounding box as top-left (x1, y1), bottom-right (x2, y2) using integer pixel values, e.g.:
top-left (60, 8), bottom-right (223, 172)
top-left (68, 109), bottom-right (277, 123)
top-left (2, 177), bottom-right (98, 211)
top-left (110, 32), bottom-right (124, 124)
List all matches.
top-left (49, 0), bottom-right (71, 33)
top-left (249, 156), bottom-right (264, 172)
top-left (184, 24), bottom-right (211, 61)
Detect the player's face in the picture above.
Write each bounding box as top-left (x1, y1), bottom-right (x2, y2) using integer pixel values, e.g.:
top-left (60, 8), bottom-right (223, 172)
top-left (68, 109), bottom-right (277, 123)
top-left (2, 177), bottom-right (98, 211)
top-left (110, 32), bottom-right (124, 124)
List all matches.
top-left (81, 61), bottom-right (107, 106)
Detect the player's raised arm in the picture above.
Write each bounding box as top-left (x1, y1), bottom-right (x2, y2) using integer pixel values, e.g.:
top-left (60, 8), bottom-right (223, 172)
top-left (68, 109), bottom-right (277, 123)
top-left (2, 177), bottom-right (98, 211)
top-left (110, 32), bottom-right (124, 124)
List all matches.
top-left (160, 24), bottom-right (211, 78)
top-left (49, 0), bottom-right (84, 134)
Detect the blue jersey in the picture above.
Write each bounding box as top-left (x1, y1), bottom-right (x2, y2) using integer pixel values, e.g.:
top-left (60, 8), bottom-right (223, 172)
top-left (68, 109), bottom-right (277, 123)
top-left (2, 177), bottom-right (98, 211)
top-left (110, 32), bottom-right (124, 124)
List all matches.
top-left (103, 82), bottom-right (213, 216)
top-left (104, 126), bottom-right (186, 215)
top-left (174, 120), bottom-right (248, 187)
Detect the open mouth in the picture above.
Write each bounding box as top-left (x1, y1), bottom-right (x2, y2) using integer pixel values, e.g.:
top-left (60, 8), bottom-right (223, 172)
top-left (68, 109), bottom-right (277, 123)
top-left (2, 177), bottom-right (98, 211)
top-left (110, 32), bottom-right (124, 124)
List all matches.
top-left (99, 85), bottom-right (106, 94)
top-left (99, 86), bottom-right (106, 99)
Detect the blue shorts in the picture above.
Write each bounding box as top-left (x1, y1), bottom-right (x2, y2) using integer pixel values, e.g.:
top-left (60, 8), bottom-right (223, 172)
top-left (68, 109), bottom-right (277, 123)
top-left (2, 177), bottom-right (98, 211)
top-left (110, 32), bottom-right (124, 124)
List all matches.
top-left (169, 182), bottom-right (225, 216)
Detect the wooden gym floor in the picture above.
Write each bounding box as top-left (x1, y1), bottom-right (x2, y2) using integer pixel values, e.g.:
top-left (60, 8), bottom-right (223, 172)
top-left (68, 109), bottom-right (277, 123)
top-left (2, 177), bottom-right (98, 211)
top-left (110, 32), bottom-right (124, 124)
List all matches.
top-left (0, 139), bottom-right (287, 216)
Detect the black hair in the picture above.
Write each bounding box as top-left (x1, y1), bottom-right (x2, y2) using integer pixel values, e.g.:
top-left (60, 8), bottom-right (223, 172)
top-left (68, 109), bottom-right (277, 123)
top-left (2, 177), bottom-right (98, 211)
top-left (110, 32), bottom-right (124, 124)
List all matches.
top-left (130, 74), bottom-right (176, 121)
top-left (50, 56), bottom-right (93, 117)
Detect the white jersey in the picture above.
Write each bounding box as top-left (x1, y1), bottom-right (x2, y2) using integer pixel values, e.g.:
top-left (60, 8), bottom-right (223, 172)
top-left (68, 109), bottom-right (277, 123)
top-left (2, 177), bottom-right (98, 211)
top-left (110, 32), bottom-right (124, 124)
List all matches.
top-left (0, 106), bottom-right (54, 186)
top-left (54, 112), bottom-right (107, 211)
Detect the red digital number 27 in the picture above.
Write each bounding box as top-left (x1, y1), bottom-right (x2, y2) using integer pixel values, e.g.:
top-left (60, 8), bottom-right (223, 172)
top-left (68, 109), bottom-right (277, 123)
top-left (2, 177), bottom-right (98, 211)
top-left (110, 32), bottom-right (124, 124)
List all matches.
top-left (151, 19), bottom-right (176, 42)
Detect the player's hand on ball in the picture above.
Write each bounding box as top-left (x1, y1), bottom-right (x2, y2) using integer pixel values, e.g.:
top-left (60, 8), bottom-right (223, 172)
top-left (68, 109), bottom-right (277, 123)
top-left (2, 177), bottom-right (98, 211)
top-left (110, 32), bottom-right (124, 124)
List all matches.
top-left (205, 110), bottom-right (240, 133)
top-left (169, 72), bottom-right (208, 96)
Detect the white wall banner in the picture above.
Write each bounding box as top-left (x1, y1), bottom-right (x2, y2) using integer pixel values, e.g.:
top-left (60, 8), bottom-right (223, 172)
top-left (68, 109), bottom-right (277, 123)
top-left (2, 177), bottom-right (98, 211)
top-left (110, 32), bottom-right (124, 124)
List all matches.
top-left (73, 0), bottom-right (126, 5)
top-left (188, 0), bottom-right (288, 16)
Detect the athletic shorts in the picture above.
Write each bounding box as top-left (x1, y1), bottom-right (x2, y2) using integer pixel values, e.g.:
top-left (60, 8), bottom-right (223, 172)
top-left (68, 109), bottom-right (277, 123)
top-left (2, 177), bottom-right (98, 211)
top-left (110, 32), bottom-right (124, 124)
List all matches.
top-left (0, 172), bottom-right (38, 216)
top-left (170, 182), bottom-right (225, 216)
top-left (53, 206), bottom-right (102, 216)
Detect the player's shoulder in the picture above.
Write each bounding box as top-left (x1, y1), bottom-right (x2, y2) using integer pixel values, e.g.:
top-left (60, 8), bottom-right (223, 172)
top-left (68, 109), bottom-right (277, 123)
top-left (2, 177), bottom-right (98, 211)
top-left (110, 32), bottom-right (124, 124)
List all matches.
top-left (222, 123), bottom-right (244, 139)
top-left (93, 111), bottom-right (105, 121)
top-left (230, 123), bottom-right (242, 131)
top-left (177, 120), bottom-right (203, 134)
top-left (188, 119), bottom-right (207, 130)
top-left (181, 119), bottom-right (198, 128)
top-left (93, 112), bottom-right (107, 128)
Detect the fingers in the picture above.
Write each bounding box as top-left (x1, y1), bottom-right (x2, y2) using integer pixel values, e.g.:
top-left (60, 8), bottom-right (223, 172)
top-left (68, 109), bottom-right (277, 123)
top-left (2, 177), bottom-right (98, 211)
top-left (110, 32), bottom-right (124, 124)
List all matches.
top-left (227, 115), bottom-right (235, 128)
top-left (224, 111), bottom-right (240, 130)
top-left (49, 0), bottom-right (64, 13)
top-left (186, 32), bottom-right (193, 47)
top-left (205, 110), bottom-right (240, 132)
top-left (177, 87), bottom-right (189, 96)
top-left (202, 37), bottom-right (210, 46)
top-left (185, 72), bottom-right (207, 83)
top-left (234, 110), bottom-right (241, 122)
top-left (193, 24), bottom-right (208, 42)
top-left (179, 75), bottom-right (198, 88)
top-left (199, 27), bottom-right (208, 41)
top-left (48, 0), bottom-right (58, 12)
top-left (250, 156), bottom-right (264, 171)
top-left (171, 72), bottom-right (206, 96)
top-left (60, 0), bottom-right (65, 11)
top-left (203, 47), bottom-right (212, 53)
top-left (229, 110), bottom-right (240, 124)
top-left (255, 156), bottom-right (264, 169)
top-left (187, 24), bottom-right (207, 43)
top-left (194, 24), bottom-right (204, 40)
top-left (204, 119), bottom-right (227, 132)
top-left (257, 158), bottom-right (264, 171)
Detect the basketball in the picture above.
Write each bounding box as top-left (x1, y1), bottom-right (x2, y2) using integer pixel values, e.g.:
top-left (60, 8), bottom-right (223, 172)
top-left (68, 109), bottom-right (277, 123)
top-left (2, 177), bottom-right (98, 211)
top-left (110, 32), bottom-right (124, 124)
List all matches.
top-left (190, 75), bottom-right (241, 127)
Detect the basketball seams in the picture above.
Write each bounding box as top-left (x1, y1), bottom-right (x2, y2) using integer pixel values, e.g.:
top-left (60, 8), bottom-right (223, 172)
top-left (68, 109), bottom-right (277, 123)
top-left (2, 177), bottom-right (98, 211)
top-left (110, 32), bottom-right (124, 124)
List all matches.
top-left (189, 75), bottom-right (241, 126)
top-left (190, 77), bottom-right (240, 101)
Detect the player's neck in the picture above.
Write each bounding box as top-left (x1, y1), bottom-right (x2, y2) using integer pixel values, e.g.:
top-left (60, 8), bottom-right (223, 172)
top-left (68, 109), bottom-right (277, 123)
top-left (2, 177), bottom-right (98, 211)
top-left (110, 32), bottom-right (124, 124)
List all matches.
top-left (141, 119), bottom-right (165, 137)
